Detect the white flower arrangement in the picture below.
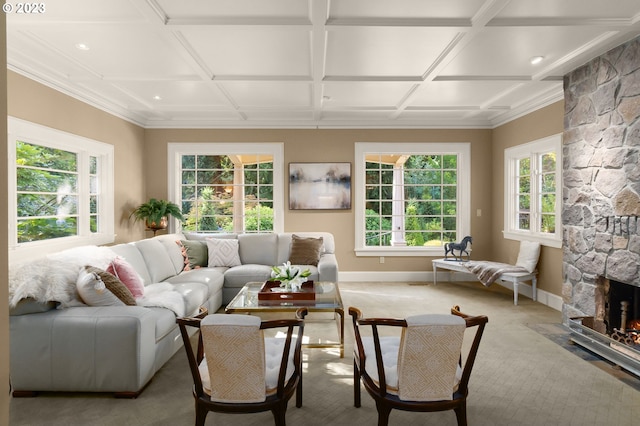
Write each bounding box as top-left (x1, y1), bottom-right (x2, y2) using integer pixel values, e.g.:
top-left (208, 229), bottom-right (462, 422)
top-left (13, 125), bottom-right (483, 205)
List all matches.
top-left (270, 261), bottom-right (311, 291)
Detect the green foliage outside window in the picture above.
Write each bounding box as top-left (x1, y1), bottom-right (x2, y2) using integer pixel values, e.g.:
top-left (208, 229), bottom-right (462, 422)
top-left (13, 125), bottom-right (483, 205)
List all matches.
top-left (365, 154), bottom-right (458, 247)
top-left (16, 141), bottom-right (79, 243)
top-left (181, 155), bottom-right (274, 233)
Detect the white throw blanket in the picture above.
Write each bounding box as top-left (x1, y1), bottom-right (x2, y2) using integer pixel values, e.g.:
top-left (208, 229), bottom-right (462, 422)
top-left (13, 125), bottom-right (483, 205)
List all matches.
top-left (464, 261), bottom-right (528, 286)
top-left (137, 283), bottom-right (185, 317)
top-left (9, 249), bottom-right (186, 317)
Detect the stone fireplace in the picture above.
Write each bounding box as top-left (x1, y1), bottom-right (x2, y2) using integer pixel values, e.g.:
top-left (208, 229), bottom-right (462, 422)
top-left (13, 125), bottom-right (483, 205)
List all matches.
top-left (562, 34), bottom-right (640, 374)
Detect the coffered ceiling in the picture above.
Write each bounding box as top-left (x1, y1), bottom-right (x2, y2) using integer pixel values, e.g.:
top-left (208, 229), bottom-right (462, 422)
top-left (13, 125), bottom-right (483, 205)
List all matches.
top-left (7, 0), bottom-right (640, 128)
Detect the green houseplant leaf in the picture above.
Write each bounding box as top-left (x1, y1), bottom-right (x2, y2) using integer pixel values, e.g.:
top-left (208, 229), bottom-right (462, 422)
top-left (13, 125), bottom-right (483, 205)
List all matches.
top-left (130, 198), bottom-right (184, 227)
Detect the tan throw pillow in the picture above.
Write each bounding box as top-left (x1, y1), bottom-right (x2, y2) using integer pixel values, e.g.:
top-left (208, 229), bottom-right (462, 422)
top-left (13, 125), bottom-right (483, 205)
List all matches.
top-left (288, 234), bottom-right (323, 266)
top-left (77, 266), bottom-right (136, 306)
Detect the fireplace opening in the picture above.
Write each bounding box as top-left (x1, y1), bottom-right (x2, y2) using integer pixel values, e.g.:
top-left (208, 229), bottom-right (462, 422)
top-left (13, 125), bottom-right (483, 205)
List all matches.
top-left (599, 278), bottom-right (640, 344)
top-left (569, 277), bottom-right (640, 376)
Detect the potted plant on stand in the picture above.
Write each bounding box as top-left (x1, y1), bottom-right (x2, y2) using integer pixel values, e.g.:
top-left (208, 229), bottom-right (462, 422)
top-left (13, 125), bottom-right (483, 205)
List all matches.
top-left (130, 198), bottom-right (184, 236)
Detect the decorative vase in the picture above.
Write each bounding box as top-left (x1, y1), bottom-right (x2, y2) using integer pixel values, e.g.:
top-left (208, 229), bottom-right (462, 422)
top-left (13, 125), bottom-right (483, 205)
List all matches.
top-left (145, 216), bottom-right (168, 230)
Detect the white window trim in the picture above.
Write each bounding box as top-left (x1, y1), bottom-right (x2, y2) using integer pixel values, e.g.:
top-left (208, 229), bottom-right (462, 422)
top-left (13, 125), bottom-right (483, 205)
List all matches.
top-left (354, 142), bottom-right (471, 257)
top-left (8, 117), bottom-right (115, 264)
top-left (167, 142), bottom-right (284, 234)
top-left (503, 134), bottom-right (562, 248)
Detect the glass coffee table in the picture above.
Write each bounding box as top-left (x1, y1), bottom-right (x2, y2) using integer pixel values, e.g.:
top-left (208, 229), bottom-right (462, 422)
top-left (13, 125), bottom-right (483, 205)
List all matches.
top-left (225, 281), bottom-right (345, 357)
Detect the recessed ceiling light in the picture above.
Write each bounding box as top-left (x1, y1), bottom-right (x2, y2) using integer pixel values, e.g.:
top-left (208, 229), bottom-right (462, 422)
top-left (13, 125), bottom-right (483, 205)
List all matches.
top-left (530, 56), bottom-right (544, 65)
top-left (153, 95), bottom-right (162, 101)
top-left (75, 43), bottom-right (90, 51)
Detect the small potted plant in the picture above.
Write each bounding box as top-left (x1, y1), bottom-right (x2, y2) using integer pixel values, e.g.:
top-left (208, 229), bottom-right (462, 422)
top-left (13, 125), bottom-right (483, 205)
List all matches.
top-left (130, 198), bottom-right (184, 231)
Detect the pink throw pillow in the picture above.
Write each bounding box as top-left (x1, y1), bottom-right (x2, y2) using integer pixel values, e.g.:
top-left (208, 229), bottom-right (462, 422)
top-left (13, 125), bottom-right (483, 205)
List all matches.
top-left (107, 256), bottom-right (145, 299)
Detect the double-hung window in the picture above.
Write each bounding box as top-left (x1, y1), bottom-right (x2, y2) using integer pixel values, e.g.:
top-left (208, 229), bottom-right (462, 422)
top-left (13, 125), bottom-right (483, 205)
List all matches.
top-left (504, 134), bottom-right (562, 247)
top-left (354, 142), bottom-right (470, 256)
top-left (168, 143), bottom-right (284, 234)
top-left (8, 117), bottom-right (115, 262)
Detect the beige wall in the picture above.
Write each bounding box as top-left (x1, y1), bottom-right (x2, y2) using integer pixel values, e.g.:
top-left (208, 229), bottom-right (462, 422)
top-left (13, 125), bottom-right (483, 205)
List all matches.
top-left (145, 128), bottom-right (493, 272)
top-left (491, 101), bottom-right (565, 296)
top-left (7, 72), bottom-right (147, 243)
top-left (1, 14), bottom-right (9, 425)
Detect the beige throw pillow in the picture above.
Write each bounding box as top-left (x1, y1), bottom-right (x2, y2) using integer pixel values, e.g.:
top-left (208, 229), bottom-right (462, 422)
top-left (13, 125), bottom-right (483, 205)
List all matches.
top-left (288, 234), bottom-right (323, 266)
top-left (77, 266), bottom-right (136, 306)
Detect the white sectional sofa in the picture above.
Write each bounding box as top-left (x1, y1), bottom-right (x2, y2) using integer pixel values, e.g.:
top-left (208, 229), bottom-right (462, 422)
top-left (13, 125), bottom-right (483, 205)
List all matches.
top-left (8, 231), bottom-right (338, 397)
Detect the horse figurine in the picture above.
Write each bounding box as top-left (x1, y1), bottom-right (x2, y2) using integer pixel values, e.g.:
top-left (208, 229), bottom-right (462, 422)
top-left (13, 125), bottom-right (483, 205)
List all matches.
top-left (444, 236), bottom-right (472, 261)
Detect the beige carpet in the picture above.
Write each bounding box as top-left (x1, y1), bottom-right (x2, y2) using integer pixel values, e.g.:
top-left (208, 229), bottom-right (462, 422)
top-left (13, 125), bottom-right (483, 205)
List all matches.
top-left (10, 281), bottom-right (640, 425)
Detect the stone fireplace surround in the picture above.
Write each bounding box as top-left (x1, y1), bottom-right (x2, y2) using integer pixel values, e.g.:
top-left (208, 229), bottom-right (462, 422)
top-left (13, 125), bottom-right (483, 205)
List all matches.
top-left (563, 35), bottom-right (640, 372)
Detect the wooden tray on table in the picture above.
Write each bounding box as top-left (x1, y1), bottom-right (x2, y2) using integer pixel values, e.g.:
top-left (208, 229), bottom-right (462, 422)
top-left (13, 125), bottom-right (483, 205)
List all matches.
top-left (258, 280), bottom-right (315, 304)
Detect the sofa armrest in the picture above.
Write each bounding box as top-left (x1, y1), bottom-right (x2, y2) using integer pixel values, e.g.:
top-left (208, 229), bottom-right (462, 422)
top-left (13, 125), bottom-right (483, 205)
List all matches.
top-left (317, 253), bottom-right (339, 283)
top-left (10, 306), bottom-right (157, 394)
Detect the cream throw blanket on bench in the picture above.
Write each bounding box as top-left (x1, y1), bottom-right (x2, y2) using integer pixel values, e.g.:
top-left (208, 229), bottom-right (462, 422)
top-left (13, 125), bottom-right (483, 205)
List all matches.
top-left (463, 261), bottom-right (528, 287)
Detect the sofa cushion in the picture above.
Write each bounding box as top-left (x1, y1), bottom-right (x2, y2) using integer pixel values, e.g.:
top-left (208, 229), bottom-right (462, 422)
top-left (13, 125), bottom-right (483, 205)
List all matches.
top-left (178, 240), bottom-right (209, 270)
top-left (107, 257), bottom-right (145, 299)
top-left (238, 233), bottom-right (278, 265)
top-left (165, 267), bottom-right (225, 299)
top-left (223, 264), bottom-right (274, 289)
top-left (170, 282), bottom-right (209, 316)
top-left (207, 238), bottom-right (241, 267)
top-left (77, 266), bottom-right (136, 306)
top-left (288, 234), bottom-right (323, 266)
top-left (109, 243), bottom-right (153, 285)
top-left (145, 306), bottom-right (179, 342)
top-left (135, 239), bottom-right (177, 283)
top-left (153, 233), bottom-right (187, 274)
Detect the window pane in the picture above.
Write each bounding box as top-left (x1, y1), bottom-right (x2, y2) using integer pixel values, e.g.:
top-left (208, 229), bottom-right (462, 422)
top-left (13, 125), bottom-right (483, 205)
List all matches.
top-left (89, 176), bottom-right (98, 193)
top-left (380, 170), bottom-right (393, 184)
top-left (88, 156), bottom-right (97, 174)
top-left (542, 173), bottom-right (555, 192)
top-left (541, 152), bottom-right (555, 173)
top-left (90, 195), bottom-right (97, 214)
top-left (17, 194), bottom-right (58, 216)
top-left (443, 170), bottom-right (457, 185)
top-left (197, 155), bottom-right (218, 169)
top-left (182, 155), bottom-right (195, 169)
top-left (541, 214), bottom-right (555, 233)
top-left (182, 171), bottom-right (195, 185)
top-left (443, 155), bottom-right (457, 169)
top-left (518, 176), bottom-right (530, 194)
top-left (90, 215), bottom-right (98, 233)
top-left (443, 186), bottom-right (456, 200)
top-left (17, 217), bottom-right (78, 243)
top-left (16, 141), bottom-right (77, 171)
top-left (518, 158), bottom-right (530, 175)
top-left (541, 194), bottom-right (555, 213)
top-left (17, 169), bottom-right (77, 192)
top-left (518, 214), bottom-right (530, 230)
top-left (519, 195), bottom-right (530, 210)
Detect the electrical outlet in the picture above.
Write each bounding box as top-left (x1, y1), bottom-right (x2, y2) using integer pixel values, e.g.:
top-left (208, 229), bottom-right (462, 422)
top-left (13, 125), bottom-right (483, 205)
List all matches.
top-left (477, 209), bottom-right (482, 217)
top-left (379, 256), bottom-right (385, 264)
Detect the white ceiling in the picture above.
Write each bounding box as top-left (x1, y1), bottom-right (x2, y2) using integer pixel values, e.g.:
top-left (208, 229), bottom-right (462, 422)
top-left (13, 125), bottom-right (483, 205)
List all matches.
top-left (7, 0), bottom-right (640, 129)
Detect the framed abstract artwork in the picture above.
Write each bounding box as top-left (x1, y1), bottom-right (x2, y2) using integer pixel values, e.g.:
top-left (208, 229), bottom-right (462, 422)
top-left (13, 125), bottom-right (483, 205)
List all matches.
top-left (289, 162), bottom-right (351, 210)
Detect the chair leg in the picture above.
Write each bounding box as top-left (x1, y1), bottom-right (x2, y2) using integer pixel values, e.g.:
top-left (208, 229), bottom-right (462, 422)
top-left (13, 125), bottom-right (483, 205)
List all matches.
top-left (195, 402), bottom-right (208, 426)
top-left (296, 376), bottom-right (303, 408)
top-left (353, 359), bottom-right (361, 408)
top-left (454, 403), bottom-right (468, 426)
top-left (271, 402), bottom-right (288, 426)
top-left (375, 401), bottom-right (391, 426)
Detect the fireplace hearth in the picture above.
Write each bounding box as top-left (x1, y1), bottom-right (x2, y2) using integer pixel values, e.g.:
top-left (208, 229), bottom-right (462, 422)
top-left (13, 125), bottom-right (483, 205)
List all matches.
top-left (569, 277), bottom-right (640, 377)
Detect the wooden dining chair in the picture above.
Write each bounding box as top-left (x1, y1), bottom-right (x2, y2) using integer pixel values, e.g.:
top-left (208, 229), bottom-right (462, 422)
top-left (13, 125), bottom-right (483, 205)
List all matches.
top-left (349, 305), bottom-right (488, 426)
top-left (177, 307), bottom-right (307, 426)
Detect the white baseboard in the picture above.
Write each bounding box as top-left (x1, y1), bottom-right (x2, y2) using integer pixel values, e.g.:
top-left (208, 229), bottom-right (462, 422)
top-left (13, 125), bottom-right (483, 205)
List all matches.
top-left (339, 271), bottom-right (562, 311)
